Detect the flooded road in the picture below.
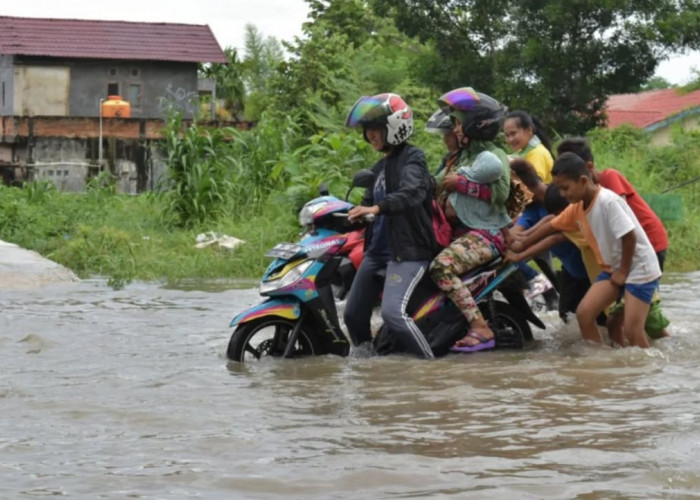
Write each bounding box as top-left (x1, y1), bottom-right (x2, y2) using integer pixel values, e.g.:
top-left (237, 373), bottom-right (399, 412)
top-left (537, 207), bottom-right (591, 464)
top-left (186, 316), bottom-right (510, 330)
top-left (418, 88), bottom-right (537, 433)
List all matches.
top-left (2, 274), bottom-right (700, 498)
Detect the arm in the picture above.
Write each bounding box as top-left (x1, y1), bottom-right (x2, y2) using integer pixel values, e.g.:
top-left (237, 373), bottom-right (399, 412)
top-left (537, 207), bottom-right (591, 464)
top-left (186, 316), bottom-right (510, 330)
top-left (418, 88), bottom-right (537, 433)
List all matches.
top-left (442, 173), bottom-right (492, 201)
top-left (611, 229), bottom-right (635, 286)
top-left (517, 220), bottom-right (559, 249)
top-left (512, 214), bottom-right (555, 240)
top-left (505, 233), bottom-right (567, 262)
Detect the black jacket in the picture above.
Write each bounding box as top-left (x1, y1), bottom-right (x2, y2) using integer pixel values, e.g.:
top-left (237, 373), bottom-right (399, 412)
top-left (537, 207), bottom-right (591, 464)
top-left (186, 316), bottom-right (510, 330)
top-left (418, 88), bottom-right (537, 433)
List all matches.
top-left (362, 143), bottom-right (437, 261)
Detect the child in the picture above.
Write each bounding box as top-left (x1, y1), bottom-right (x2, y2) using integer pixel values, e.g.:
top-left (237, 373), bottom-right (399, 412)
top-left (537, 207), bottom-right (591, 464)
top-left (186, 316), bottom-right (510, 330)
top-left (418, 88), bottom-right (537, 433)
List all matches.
top-left (556, 137), bottom-right (668, 270)
top-left (556, 137), bottom-right (670, 340)
top-left (516, 152), bottom-right (662, 348)
top-left (505, 182), bottom-right (593, 322)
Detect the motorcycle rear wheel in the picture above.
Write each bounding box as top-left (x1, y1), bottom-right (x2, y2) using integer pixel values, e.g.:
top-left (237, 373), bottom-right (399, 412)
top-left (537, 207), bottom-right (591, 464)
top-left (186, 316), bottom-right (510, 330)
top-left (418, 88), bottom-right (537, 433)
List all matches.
top-left (481, 300), bottom-right (533, 345)
top-left (227, 318), bottom-right (320, 362)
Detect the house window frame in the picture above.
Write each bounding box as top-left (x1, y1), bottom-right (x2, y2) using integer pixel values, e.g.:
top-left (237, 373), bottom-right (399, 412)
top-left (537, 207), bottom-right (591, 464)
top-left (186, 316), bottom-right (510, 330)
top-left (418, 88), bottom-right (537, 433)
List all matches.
top-left (127, 82), bottom-right (142, 109)
top-left (107, 82), bottom-right (120, 97)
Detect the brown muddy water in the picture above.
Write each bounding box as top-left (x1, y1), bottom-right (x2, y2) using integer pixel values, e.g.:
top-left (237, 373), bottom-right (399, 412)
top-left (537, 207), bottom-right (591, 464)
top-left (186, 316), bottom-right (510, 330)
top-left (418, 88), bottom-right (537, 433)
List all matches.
top-left (2, 273), bottom-right (700, 499)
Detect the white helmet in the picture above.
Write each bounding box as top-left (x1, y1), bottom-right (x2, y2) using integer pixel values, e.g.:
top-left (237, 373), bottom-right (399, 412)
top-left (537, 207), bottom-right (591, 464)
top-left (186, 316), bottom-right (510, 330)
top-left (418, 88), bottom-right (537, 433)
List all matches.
top-left (346, 93), bottom-right (414, 147)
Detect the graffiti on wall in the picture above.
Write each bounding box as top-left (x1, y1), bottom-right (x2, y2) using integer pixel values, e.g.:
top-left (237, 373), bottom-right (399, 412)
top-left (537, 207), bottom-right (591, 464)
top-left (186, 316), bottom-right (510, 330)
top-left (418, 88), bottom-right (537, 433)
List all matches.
top-left (158, 83), bottom-right (199, 114)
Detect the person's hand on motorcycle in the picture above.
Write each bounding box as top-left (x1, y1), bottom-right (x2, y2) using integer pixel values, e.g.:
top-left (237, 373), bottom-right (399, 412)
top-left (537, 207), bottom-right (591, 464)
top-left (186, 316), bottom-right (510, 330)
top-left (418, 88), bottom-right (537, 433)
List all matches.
top-left (348, 205), bottom-right (379, 223)
top-left (509, 239), bottom-right (525, 252)
top-left (504, 248), bottom-right (524, 263)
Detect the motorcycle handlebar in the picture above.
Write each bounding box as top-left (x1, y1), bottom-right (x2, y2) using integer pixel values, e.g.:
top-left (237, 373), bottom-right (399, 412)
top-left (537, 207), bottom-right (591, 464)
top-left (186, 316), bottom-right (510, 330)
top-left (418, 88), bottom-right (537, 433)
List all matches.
top-left (332, 212), bottom-right (375, 224)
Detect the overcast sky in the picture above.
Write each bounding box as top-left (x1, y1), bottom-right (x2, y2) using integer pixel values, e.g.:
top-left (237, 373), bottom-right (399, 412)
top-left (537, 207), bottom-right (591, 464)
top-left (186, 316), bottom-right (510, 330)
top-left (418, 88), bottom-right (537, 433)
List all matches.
top-left (2, 0), bottom-right (698, 85)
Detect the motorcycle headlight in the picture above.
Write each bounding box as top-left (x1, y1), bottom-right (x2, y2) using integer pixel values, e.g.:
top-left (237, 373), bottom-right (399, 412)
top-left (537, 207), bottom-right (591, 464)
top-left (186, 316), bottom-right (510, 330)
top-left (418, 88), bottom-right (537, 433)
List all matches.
top-left (299, 201), bottom-right (328, 226)
top-left (260, 260), bottom-right (313, 295)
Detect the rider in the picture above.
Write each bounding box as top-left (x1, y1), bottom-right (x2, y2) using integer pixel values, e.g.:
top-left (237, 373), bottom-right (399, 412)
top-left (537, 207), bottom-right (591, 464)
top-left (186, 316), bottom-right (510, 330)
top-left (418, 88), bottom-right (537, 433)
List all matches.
top-left (429, 87), bottom-right (512, 352)
top-left (426, 108), bottom-right (462, 180)
top-left (343, 93), bottom-right (437, 359)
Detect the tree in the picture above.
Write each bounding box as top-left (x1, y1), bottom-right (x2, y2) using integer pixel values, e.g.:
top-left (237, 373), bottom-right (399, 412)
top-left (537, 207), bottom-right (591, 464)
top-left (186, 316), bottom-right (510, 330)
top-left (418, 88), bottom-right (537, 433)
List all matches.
top-left (372, 0), bottom-right (700, 134)
top-left (199, 47), bottom-right (246, 120)
top-left (641, 76), bottom-right (673, 91)
top-left (241, 24), bottom-right (284, 120)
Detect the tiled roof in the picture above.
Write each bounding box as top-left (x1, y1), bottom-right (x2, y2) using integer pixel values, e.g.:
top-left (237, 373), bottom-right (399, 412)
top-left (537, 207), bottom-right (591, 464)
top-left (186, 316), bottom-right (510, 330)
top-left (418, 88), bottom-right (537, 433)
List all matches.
top-left (0, 16), bottom-right (227, 63)
top-left (606, 88), bottom-right (700, 129)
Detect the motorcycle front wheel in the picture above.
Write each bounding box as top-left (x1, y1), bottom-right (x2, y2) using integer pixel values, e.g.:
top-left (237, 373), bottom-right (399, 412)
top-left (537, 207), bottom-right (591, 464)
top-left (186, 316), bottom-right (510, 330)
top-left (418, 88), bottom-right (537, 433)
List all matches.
top-left (226, 318), bottom-right (320, 362)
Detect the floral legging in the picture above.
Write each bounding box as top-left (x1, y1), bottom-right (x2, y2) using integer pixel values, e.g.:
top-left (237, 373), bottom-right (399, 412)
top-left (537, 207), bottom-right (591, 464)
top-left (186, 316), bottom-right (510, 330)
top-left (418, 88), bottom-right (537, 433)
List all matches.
top-left (429, 230), bottom-right (504, 322)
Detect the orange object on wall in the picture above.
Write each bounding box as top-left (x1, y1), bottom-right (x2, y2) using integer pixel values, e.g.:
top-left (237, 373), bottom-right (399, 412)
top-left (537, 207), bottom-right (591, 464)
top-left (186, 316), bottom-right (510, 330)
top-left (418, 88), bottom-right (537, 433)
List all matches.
top-left (101, 95), bottom-right (131, 118)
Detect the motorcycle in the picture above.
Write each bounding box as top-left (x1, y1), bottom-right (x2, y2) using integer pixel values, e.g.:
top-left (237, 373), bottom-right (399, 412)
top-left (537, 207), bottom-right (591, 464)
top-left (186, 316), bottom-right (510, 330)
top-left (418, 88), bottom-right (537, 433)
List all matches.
top-left (226, 170), bottom-right (545, 362)
top-left (226, 171), bottom-right (375, 362)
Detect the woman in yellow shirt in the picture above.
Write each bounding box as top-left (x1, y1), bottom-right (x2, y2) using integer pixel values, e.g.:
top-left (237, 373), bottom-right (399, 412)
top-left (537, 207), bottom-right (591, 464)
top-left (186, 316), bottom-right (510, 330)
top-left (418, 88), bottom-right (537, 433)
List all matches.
top-left (503, 110), bottom-right (554, 183)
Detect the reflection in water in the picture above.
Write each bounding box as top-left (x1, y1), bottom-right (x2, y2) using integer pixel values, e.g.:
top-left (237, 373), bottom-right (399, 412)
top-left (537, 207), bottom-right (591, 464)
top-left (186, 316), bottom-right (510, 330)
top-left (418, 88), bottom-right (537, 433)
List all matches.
top-left (1, 274), bottom-right (700, 498)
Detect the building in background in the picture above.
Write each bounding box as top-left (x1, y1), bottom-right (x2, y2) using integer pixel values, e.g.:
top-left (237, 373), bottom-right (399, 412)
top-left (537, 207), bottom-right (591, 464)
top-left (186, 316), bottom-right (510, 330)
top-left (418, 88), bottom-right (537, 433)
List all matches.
top-left (0, 15), bottom-right (228, 192)
top-left (605, 88), bottom-right (700, 145)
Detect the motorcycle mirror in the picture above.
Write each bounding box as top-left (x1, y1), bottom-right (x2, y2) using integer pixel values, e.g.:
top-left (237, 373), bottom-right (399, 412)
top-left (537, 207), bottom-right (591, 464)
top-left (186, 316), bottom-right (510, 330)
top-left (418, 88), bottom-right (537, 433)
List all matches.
top-left (352, 169), bottom-right (375, 189)
top-left (345, 169), bottom-right (376, 201)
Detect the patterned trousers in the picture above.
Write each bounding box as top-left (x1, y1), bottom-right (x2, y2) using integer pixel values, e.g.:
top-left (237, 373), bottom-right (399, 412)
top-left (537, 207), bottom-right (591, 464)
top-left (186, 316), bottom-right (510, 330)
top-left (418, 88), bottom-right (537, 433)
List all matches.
top-left (429, 231), bottom-right (501, 323)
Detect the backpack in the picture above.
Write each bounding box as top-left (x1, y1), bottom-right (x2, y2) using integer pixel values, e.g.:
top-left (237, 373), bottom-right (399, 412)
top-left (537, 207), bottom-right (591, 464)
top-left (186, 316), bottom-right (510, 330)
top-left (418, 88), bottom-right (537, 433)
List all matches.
top-left (431, 198), bottom-right (452, 248)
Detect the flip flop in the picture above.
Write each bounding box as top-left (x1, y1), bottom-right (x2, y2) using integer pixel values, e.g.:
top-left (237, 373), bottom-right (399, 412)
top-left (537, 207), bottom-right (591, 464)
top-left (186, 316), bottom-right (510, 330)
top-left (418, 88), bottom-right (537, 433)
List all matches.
top-left (450, 330), bottom-right (495, 353)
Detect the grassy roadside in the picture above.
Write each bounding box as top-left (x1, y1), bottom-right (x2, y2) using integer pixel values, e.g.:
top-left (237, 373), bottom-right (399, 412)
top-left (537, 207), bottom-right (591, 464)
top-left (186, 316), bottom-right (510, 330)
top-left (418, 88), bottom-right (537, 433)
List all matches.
top-left (0, 185), bottom-right (299, 288)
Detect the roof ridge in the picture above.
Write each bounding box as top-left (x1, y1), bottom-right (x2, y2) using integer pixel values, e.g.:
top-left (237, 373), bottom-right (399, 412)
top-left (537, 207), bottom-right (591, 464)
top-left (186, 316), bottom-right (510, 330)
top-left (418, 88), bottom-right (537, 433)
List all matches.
top-left (0, 15), bottom-right (209, 29)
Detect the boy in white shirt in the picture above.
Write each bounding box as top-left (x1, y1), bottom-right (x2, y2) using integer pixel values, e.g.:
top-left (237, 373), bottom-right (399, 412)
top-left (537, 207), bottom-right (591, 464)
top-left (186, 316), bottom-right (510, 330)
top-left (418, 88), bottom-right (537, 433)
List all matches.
top-left (512, 152), bottom-right (661, 348)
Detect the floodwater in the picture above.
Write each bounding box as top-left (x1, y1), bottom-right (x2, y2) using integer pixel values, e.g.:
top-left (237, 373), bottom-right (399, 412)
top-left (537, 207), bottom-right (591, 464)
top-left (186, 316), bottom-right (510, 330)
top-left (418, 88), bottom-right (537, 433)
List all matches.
top-left (2, 273), bottom-right (700, 499)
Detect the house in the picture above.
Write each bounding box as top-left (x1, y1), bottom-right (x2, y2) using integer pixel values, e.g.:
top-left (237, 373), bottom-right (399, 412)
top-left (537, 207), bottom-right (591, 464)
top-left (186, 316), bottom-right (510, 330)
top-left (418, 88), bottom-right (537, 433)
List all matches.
top-left (0, 15), bottom-right (227, 119)
top-left (605, 88), bottom-right (700, 145)
top-left (0, 15), bottom-right (228, 192)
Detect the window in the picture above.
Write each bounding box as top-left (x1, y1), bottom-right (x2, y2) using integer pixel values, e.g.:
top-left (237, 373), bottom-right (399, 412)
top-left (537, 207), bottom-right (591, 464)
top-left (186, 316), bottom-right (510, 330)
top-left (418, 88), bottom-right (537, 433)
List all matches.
top-left (109, 68), bottom-right (117, 76)
top-left (131, 68), bottom-right (139, 77)
top-left (107, 83), bottom-right (119, 96)
top-left (127, 84), bottom-right (141, 107)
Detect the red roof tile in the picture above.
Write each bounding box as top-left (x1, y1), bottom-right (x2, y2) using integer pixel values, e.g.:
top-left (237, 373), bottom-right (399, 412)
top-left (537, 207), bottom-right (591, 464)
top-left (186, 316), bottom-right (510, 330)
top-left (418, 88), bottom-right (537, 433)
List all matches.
top-left (605, 88), bottom-right (700, 129)
top-left (0, 16), bottom-right (227, 64)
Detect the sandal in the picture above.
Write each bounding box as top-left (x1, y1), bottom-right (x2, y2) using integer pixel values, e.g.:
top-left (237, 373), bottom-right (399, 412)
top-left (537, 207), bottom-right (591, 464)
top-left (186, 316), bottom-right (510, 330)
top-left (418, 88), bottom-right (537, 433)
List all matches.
top-left (450, 330), bottom-right (495, 353)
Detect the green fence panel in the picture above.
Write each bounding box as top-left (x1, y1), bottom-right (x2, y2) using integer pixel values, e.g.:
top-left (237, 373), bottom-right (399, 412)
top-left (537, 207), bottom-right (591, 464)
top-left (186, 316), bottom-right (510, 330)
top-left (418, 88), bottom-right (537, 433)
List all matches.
top-left (641, 193), bottom-right (683, 221)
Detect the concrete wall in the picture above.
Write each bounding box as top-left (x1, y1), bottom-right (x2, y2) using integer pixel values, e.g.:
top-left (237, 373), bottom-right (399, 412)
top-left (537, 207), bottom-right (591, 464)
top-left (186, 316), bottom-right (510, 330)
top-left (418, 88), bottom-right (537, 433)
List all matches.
top-left (14, 65), bottom-right (70, 116)
top-left (0, 55), bottom-right (13, 115)
top-left (25, 137), bottom-right (167, 193)
top-left (7, 56), bottom-right (199, 119)
top-left (67, 59), bottom-right (199, 119)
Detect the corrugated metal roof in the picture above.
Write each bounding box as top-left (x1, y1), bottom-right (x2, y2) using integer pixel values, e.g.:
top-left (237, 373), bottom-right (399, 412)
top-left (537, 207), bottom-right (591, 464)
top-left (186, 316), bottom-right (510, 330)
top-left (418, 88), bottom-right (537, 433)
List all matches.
top-left (606, 88), bottom-right (700, 129)
top-left (0, 15), bottom-right (228, 63)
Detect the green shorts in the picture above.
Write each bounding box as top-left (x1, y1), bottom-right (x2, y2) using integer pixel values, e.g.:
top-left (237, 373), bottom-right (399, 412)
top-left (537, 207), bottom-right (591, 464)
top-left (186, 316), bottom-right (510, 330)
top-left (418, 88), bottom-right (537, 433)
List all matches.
top-left (608, 299), bottom-right (670, 339)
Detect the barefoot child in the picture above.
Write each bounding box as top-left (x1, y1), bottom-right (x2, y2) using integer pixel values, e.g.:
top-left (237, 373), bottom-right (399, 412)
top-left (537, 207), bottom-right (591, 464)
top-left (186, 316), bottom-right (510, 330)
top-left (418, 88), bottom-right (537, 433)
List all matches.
top-left (516, 152), bottom-right (662, 347)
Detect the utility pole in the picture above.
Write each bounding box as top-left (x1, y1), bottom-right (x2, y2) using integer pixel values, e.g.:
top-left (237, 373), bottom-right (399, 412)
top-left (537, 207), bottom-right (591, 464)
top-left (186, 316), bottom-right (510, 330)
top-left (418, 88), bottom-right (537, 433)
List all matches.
top-left (98, 98), bottom-right (104, 170)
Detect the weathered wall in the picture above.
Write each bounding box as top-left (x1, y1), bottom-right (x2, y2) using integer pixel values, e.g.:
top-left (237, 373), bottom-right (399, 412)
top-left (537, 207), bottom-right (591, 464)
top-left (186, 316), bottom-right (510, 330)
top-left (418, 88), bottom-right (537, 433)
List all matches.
top-left (7, 56), bottom-right (199, 119)
top-left (21, 137), bottom-right (167, 193)
top-left (14, 65), bottom-right (70, 116)
top-left (67, 59), bottom-right (198, 119)
top-left (0, 55), bottom-right (13, 116)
